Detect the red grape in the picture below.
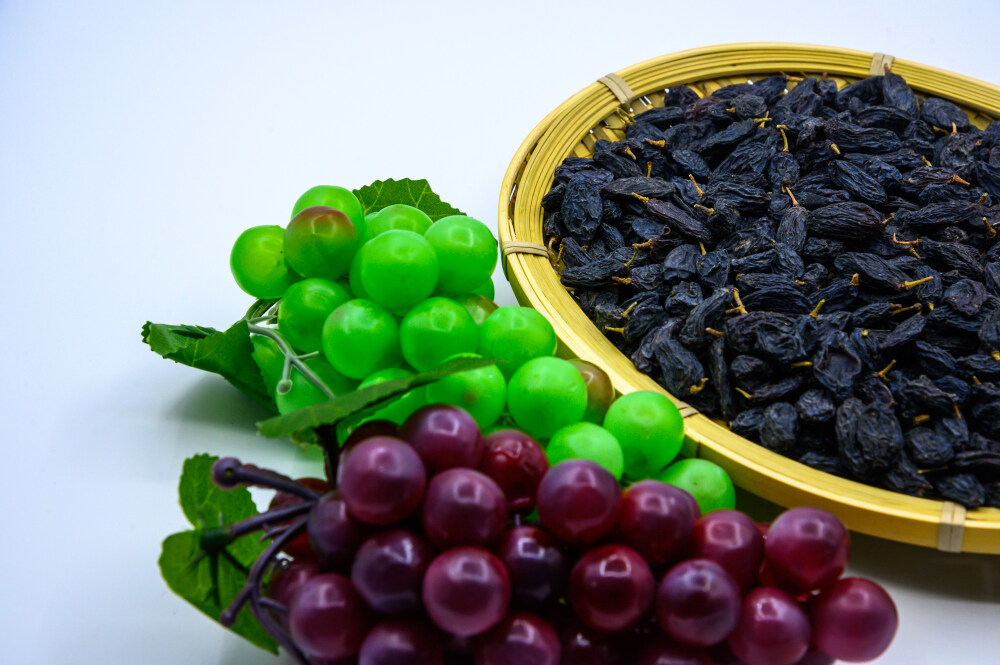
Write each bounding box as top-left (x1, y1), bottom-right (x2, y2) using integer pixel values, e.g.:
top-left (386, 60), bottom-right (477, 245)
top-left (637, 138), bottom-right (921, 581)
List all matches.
top-left (559, 620), bottom-right (623, 665)
top-left (337, 420), bottom-right (399, 485)
top-left (655, 559), bottom-right (741, 647)
top-left (810, 577), bottom-right (898, 662)
top-left (358, 619), bottom-right (444, 665)
top-left (401, 404), bottom-right (483, 473)
top-left (636, 634), bottom-right (711, 665)
top-left (793, 650), bottom-right (836, 665)
top-left (568, 545), bottom-right (655, 632)
top-left (422, 468), bottom-right (508, 549)
top-left (307, 492), bottom-right (367, 572)
top-left (726, 587), bottom-right (810, 665)
top-left (266, 557), bottom-right (321, 608)
top-left (497, 526), bottom-right (567, 608)
top-left (350, 530), bottom-right (433, 615)
top-left (765, 507), bottom-right (850, 593)
top-left (689, 510), bottom-right (764, 592)
top-left (422, 547), bottom-right (511, 637)
top-left (536, 460), bottom-right (622, 544)
top-left (343, 419), bottom-right (400, 449)
top-left (268, 477), bottom-right (331, 558)
top-left (479, 429), bottom-right (549, 512)
top-left (615, 480), bottom-right (696, 567)
top-left (338, 436), bottom-right (426, 525)
top-left (477, 612), bottom-right (561, 665)
top-left (288, 573), bottom-right (371, 660)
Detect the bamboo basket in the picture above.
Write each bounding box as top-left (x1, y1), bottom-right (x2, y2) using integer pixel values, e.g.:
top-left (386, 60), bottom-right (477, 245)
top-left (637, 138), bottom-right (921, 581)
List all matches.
top-left (498, 43), bottom-right (1000, 554)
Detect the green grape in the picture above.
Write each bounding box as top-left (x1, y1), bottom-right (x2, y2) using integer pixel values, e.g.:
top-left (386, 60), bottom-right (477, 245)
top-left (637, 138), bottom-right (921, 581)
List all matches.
top-left (275, 357), bottom-right (357, 414)
top-left (250, 335), bottom-right (284, 395)
top-left (424, 215), bottom-right (498, 295)
top-left (478, 307), bottom-right (558, 379)
top-left (568, 359), bottom-right (615, 424)
top-left (506, 357), bottom-right (586, 439)
top-left (355, 230), bottom-right (439, 312)
top-left (285, 206), bottom-right (360, 280)
top-left (657, 459), bottom-right (736, 514)
top-left (546, 422), bottom-right (624, 479)
top-left (399, 297), bottom-right (478, 371)
top-left (367, 204), bottom-right (433, 237)
top-left (335, 277), bottom-right (354, 298)
top-left (348, 251), bottom-right (369, 300)
top-left (603, 391), bottom-right (684, 480)
top-left (425, 353), bottom-right (506, 429)
top-left (471, 278), bottom-right (495, 300)
top-left (290, 185), bottom-right (368, 241)
top-left (453, 294), bottom-right (499, 326)
top-left (322, 299), bottom-right (401, 379)
top-left (358, 368), bottom-right (426, 425)
top-left (230, 225), bottom-right (300, 298)
top-left (278, 278), bottom-right (352, 353)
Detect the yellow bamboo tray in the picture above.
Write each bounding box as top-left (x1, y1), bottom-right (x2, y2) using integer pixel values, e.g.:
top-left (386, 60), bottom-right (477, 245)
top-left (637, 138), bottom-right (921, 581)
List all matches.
top-left (498, 43), bottom-right (1000, 554)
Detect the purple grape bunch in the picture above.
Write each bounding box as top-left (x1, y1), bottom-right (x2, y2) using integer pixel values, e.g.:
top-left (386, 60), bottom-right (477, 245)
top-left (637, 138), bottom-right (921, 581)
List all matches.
top-left (209, 404), bottom-right (897, 665)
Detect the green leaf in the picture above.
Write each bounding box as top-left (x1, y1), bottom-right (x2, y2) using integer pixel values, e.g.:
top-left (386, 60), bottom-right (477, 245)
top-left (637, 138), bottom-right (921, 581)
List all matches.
top-left (159, 532), bottom-right (276, 653)
top-left (257, 356), bottom-right (498, 439)
top-left (160, 454), bottom-right (277, 653)
top-left (178, 453), bottom-right (260, 529)
top-left (353, 178), bottom-right (463, 221)
top-left (142, 319), bottom-right (274, 409)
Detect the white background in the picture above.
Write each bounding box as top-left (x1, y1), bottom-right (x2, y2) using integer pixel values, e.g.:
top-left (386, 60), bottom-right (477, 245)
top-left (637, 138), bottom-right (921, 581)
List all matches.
top-left (1, 1), bottom-right (999, 663)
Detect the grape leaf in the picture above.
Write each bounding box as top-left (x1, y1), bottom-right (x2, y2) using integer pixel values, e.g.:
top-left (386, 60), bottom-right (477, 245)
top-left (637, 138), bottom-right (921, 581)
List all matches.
top-left (142, 319), bottom-right (274, 409)
top-left (353, 178), bottom-right (463, 221)
top-left (159, 454), bottom-right (277, 653)
top-left (256, 355), bottom-right (498, 439)
top-left (178, 454), bottom-right (259, 529)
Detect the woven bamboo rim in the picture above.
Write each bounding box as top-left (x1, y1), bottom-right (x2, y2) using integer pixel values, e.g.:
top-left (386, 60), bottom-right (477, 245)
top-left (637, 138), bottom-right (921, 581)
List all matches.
top-left (498, 43), bottom-right (1000, 554)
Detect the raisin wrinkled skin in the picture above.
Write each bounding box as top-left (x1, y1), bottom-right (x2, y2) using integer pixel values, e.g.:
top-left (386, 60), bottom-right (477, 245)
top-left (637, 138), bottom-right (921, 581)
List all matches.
top-left (543, 71), bottom-right (1000, 508)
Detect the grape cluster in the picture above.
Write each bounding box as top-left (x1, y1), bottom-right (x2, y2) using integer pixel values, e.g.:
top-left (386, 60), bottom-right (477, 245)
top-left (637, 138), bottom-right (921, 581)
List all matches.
top-left (216, 404), bottom-right (897, 665)
top-left (227, 185), bottom-right (736, 507)
top-left (230, 185), bottom-right (505, 418)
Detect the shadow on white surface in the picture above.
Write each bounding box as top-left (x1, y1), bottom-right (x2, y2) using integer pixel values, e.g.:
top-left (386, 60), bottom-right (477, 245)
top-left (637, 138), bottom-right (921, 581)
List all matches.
top-left (167, 375), bottom-right (275, 431)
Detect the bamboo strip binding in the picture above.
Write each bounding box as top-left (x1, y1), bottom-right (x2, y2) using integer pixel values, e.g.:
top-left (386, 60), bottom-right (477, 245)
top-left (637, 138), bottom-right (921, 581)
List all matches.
top-left (498, 43), bottom-right (1000, 554)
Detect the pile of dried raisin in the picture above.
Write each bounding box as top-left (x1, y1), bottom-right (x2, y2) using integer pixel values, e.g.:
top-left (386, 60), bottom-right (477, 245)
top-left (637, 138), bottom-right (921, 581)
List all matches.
top-left (542, 71), bottom-right (1000, 509)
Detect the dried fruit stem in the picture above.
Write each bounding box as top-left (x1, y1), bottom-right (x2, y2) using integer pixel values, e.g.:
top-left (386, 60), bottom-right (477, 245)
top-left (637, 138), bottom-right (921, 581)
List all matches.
top-left (809, 299), bottom-right (825, 319)
top-left (877, 359), bottom-right (897, 380)
top-left (900, 275), bottom-right (935, 290)
top-left (689, 378), bottom-right (709, 394)
top-left (688, 175), bottom-right (704, 197)
top-left (783, 186), bottom-right (799, 207)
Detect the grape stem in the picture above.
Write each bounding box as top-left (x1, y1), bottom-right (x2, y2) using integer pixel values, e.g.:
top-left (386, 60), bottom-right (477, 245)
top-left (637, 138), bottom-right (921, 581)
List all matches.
top-left (220, 516), bottom-right (311, 665)
top-left (227, 501), bottom-right (314, 540)
top-left (247, 324), bottom-right (336, 400)
top-left (212, 457), bottom-right (323, 500)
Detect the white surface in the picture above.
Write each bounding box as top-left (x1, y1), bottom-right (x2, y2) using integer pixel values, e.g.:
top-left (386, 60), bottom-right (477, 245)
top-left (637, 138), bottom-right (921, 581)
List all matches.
top-left (1, 1), bottom-right (999, 663)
